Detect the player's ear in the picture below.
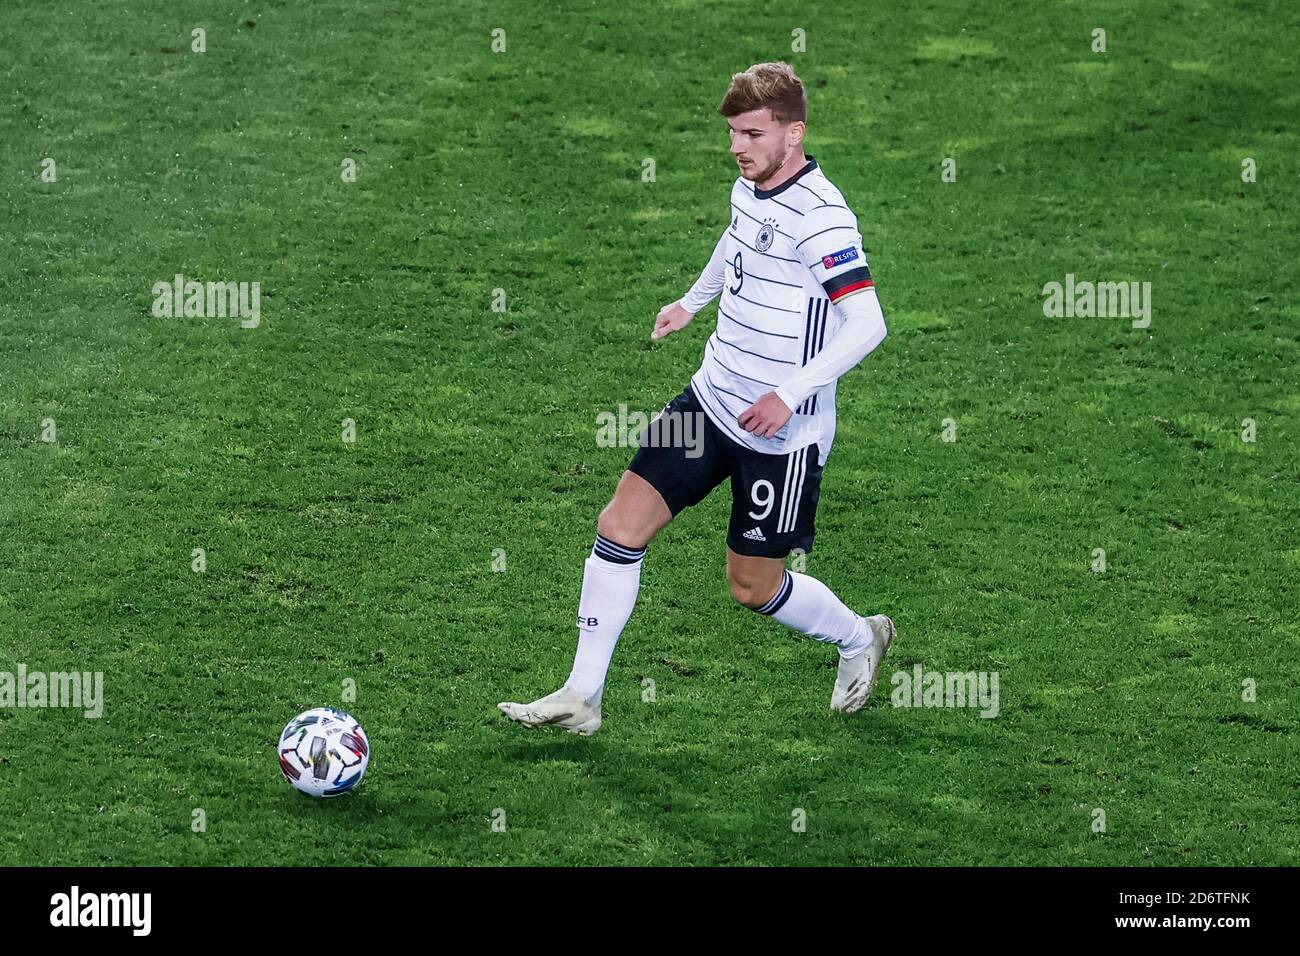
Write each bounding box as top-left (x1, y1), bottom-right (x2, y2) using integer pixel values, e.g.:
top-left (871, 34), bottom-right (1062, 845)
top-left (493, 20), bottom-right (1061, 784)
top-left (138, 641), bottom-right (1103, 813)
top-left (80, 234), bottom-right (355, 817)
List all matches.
top-left (787, 120), bottom-right (806, 149)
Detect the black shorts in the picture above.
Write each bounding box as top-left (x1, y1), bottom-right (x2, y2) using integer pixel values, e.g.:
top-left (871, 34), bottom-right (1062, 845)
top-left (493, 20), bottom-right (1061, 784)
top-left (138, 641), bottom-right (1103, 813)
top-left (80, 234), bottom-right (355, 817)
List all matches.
top-left (627, 385), bottom-right (824, 558)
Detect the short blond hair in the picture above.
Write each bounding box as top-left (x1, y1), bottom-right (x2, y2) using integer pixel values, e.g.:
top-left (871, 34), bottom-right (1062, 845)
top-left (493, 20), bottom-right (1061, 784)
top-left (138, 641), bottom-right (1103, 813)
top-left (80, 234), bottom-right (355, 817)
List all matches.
top-left (718, 62), bottom-right (807, 125)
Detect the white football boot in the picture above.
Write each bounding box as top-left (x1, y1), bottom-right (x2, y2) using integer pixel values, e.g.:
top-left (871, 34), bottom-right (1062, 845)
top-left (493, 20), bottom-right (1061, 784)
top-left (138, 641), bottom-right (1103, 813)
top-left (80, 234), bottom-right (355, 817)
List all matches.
top-left (830, 614), bottom-right (895, 714)
top-left (497, 685), bottom-right (603, 736)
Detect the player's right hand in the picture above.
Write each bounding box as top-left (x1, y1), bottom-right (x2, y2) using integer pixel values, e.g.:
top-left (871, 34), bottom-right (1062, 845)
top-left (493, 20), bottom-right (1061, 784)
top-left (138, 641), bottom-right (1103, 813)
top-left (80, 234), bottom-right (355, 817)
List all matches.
top-left (651, 300), bottom-right (693, 340)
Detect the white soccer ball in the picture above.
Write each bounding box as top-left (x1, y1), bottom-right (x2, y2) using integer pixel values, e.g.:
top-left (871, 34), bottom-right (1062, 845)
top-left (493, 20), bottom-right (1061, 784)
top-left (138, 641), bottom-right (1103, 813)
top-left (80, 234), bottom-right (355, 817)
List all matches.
top-left (278, 707), bottom-right (370, 797)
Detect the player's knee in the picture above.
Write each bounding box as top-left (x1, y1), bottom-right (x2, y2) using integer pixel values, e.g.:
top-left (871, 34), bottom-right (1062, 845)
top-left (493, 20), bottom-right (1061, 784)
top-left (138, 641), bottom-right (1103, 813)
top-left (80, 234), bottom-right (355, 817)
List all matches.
top-left (730, 581), bottom-right (768, 609)
top-left (727, 566), bottom-right (778, 610)
top-left (597, 501), bottom-right (642, 550)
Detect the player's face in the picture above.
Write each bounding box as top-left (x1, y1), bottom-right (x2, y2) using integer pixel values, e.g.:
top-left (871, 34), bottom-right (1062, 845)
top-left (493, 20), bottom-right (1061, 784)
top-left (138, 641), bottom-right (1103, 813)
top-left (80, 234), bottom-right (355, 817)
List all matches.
top-left (727, 109), bottom-right (802, 183)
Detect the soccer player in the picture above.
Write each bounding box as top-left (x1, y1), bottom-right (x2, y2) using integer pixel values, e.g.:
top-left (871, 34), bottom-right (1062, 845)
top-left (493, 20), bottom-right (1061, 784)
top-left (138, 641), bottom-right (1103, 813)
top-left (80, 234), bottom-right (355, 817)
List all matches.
top-left (499, 62), bottom-right (893, 735)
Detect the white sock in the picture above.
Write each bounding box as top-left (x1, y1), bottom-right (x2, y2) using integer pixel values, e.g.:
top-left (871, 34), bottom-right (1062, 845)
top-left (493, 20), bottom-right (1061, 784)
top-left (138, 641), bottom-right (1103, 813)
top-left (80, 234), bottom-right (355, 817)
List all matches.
top-left (565, 534), bottom-right (646, 702)
top-left (757, 570), bottom-right (867, 658)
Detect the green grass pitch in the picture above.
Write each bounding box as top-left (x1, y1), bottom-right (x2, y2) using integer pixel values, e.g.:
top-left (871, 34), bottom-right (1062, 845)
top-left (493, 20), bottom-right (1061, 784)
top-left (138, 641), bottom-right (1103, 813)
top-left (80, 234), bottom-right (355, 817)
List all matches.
top-left (1, 1), bottom-right (1296, 865)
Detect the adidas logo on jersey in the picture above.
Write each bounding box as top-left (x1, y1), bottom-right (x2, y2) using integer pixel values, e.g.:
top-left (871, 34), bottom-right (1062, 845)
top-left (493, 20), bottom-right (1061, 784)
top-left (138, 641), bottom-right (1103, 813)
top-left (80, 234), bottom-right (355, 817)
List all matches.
top-left (742, 526), bottom-right (767, 542)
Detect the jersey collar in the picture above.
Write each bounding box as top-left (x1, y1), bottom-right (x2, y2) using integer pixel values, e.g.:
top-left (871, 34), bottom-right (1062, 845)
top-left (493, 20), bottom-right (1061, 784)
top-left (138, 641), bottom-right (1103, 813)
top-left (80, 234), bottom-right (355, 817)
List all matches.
top-left (752, 155), bottom-right (818, 199)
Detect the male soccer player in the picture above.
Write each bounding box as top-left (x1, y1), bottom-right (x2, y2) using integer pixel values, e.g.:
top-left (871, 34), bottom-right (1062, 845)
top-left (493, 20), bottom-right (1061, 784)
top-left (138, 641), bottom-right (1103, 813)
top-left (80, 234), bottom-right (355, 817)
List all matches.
top-left (499, 62), bottom-right (893, 736)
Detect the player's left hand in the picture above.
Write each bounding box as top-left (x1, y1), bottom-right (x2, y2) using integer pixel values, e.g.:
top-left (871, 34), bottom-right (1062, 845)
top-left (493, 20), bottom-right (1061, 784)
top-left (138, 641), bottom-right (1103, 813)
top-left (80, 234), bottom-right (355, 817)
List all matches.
top-left (738, 392), bottom-right (793, 439)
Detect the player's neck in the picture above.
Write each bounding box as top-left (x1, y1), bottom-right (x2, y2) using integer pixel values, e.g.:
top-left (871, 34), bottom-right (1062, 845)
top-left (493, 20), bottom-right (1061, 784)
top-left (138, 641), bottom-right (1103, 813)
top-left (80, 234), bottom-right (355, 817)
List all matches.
top-left (757, 150), bottom-right (809, 192)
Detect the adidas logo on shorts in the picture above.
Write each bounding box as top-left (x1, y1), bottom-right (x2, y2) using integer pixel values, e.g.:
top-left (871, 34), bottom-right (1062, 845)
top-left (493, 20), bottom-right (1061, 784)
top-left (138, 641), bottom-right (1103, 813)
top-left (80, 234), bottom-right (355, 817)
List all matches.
top-left (742, 526), bottom-right (766, 542)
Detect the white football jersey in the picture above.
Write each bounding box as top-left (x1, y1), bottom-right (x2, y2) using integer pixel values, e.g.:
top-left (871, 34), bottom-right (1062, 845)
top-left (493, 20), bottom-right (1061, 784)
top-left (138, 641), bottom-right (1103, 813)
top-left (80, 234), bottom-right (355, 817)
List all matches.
top-left (685, 156), bottom-right (874, 466)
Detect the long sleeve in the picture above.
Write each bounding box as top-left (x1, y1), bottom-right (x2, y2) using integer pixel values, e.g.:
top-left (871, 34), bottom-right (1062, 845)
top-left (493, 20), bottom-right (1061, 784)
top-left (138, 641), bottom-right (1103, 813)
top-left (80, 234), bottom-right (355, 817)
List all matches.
top-left (775, 287), bottom-right (887, 410)
top-left (679, 229), bottom-right (728, 315)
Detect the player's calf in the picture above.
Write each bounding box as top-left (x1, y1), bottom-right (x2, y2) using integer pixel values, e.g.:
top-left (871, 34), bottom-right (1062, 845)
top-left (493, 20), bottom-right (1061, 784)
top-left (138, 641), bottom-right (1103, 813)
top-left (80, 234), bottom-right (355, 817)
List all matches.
top-left (740, 561), bottom-right (895, 711)
top-left (498, 472), bottom-right (674, 736)
top-left (746, 567), bottom-right (863, 652)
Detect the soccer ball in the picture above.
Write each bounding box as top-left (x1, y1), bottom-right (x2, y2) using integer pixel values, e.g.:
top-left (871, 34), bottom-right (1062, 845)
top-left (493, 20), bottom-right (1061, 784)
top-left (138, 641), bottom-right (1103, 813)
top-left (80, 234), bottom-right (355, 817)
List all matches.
top-left (278, 707), bottom-right (370, 797)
